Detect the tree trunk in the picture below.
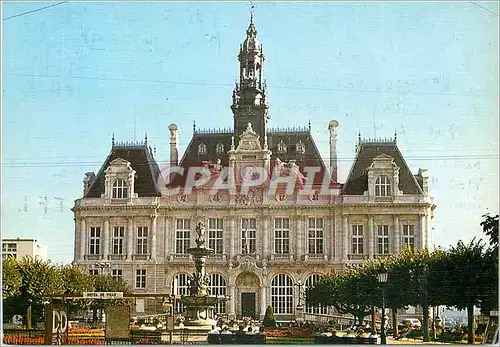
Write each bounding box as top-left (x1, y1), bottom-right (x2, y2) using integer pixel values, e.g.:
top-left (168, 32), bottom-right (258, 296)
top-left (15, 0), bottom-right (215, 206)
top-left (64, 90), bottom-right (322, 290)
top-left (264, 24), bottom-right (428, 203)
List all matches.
top-left (371, 306), bottom-right (376, 334)
top-left (422, 303), bottom-right (429, 342)
top-left (392, 308), bottom-right (398, 338)
top-left (467, 303), bottom-right (474, 344)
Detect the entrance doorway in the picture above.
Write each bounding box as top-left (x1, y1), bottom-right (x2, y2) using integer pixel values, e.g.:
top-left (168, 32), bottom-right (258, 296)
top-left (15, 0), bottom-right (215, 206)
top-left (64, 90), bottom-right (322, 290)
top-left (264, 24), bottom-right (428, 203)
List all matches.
top-left (241, 292), bottom-right (256, 318)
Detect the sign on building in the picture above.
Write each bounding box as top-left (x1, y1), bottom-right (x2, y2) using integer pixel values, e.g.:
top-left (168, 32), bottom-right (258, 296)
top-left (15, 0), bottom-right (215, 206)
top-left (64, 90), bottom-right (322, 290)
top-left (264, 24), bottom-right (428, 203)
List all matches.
top-left (83, 292), bottom-right (124, 299)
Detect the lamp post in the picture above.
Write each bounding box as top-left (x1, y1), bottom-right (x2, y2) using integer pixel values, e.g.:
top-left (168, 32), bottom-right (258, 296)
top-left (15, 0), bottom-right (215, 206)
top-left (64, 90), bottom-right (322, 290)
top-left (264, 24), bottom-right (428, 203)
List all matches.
top-left (377, 271), bottom-right (388, 345)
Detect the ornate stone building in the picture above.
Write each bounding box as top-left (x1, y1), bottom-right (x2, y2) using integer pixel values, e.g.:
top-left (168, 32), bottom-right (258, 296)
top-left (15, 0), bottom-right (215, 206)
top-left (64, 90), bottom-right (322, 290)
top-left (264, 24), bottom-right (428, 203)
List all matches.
top-left (72, 15), bottom-right (434, 321)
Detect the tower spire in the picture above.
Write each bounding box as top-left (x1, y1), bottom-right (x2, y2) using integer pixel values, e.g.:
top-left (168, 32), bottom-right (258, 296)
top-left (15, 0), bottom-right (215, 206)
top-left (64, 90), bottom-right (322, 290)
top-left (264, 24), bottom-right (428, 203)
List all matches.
top-left (250, 2), bottom-right (254, 24)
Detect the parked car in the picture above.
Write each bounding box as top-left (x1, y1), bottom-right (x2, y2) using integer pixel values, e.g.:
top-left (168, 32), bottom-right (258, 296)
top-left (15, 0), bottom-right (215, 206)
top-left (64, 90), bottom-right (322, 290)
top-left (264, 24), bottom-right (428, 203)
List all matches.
top-left (399, 318), bottom-right (422, 329)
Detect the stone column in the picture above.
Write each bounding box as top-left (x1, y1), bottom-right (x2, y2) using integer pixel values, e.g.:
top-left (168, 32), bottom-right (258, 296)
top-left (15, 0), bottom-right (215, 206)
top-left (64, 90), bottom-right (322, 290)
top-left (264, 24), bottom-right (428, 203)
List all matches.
top-left (263, 215), bottom-right (269, 259)
top-left (229, 285), bottom-right (236, 318)
top-left (103, 218), bottom-right (109, 260)
top-left (164, 217), bottom-right (170, 257)
top-left (342, 215), bottom-right (349, 261)
top-left (426, 210), bottom-right (432, 249)
top-left (296, 216), bottom-right (303, 261)
top-left (368, 216), bottom-right (374, 259)
top-left (419, 214), bottom-right (426, 250)
top-left (330, 215), bottom-right (335, 260)
top-left (151, 213), bottom-right (157, 260)
top-left (127, 218), bottom-right (134, 260)
top-left (80, 218), bottom-right (86, 261)
top-left (393, 216), bottom-right (400, 254)
top-left (230, 216), bottom-right (236, 259)
top-left (260, 285), bottom-right (267, 319)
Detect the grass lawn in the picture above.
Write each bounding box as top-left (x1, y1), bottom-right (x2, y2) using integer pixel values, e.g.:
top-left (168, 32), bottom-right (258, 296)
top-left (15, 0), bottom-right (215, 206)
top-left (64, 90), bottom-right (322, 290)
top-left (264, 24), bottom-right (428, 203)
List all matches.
top-left (266, 337), bottom-right (315, 344)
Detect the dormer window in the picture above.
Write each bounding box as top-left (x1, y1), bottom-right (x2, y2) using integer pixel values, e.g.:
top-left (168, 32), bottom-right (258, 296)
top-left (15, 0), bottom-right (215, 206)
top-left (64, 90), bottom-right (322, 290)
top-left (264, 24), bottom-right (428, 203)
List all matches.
top-left (216, 143), bottom-right (224, 154)
top-left (277, 141), bottom-right (287, 153)
top-left (112, 179), bottom-right (128, 199)
top-left (375, 175), bottom-right (392, 197)
top-left (296, 141), bottom-right (305, 154)
top-left (198, 143), bottom-right (207, 155)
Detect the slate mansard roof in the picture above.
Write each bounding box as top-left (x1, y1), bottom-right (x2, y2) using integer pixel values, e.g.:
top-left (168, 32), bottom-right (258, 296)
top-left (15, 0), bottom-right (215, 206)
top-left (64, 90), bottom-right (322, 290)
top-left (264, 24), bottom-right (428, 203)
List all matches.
top-left (85, 142), bottom-right (162, 198)
top-left (168, 126), bottom-right (332, 188)
top-left (343, 139), bottom-right (424, 195)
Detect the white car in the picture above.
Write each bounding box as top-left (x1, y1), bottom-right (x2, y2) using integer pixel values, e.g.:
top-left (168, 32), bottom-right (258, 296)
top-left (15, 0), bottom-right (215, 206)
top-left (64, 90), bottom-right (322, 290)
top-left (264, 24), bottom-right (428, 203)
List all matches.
top-left (399, 318), bottom-right (422, 329)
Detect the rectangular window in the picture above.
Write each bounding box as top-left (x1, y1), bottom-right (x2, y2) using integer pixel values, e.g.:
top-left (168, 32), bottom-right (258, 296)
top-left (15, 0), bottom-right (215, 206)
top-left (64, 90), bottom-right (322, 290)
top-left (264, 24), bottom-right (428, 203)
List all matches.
top-left (136, 227), bottom-right (148, 255)
top-left (403, 225), bottom-right (415, 249)
top-left (89, 227), bottom-right (101, 255)
top-left (308, 218), bottom-right (324, 254)
top-left (377, 225), bottom-right (390, 254)
top-left (135, 269), bottom-right (146, 288)
top-left (208, 218), bottom-right (223, 254)
top-left (176, 219), bottom-right (191, 254)
top-left (241, 218), bottom-right (257, 254)
top-left (352, 225), bottom-right (364, 254)
top-left (2, 243), bottom-right (17, 252)
top-left (112, 227), bottom-right (124, 255)
top-left (111, 269), bottom-right (123, 281)
top-left (274, 218), bottom-right (290, 254)
top-left (89, 269), bottom-right (99, 276)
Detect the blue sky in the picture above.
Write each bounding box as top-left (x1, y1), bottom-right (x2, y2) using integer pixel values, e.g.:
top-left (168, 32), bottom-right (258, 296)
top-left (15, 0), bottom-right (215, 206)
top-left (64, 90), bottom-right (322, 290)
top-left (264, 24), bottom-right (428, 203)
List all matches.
top-left (2, 1), bottom-right (498, 264)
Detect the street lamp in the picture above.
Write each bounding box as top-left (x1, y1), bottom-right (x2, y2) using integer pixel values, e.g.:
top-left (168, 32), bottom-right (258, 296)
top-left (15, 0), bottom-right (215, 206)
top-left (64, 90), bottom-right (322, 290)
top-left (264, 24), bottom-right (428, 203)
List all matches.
top-left (377, 271), bottom-right (388, 345)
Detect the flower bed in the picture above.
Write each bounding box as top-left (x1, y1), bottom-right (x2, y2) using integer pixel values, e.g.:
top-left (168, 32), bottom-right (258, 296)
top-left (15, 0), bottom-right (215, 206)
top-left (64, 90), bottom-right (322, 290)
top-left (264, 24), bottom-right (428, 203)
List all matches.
top-left (265, 327), bottom-right (314, 338)
top-left (67, 337), bottom-right (105, 345)
top-left (3, 335), bottom-right (45, 345)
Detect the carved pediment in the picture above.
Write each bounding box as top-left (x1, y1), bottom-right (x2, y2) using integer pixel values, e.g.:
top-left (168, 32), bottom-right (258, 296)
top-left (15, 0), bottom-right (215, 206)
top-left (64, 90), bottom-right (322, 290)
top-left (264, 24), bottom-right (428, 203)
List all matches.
top-left (236, 123), bottom-right (262, 152)
top-left (369, 154), bottom-right (398, 170)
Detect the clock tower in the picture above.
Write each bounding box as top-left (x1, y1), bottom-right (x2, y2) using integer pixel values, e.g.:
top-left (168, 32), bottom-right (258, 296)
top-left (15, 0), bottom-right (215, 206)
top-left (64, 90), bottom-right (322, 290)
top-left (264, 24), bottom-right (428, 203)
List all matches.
top-left (231, 12), bottom-right (269, 146)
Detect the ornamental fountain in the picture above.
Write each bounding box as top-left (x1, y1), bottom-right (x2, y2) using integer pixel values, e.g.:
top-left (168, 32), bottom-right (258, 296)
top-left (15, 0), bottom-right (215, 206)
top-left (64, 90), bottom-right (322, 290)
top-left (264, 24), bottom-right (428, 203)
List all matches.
top-left (180, 221), bottom-right (228, 331)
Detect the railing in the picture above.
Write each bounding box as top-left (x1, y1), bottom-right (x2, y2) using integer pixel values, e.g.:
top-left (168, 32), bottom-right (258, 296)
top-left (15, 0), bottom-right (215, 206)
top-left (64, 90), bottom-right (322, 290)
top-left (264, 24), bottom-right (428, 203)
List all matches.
top-left (194, 127), bottom-right (232, 134)
top-left (303, 313), bottom-right (356, 328)
top-left (85, 254), bottom-right (102, 260)
top-left (132, 254), bottom-right (150, 261)
top-left (268, 126), bottom-right (310, 133)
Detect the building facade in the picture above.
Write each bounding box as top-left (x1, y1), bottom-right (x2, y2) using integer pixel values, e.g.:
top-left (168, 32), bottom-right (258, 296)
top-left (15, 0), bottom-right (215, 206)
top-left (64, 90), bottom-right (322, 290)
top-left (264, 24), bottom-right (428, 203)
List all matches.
top-left (72, 16), bottom-right (435, 320)
top-left (2, 238), bottom-right (48, 261)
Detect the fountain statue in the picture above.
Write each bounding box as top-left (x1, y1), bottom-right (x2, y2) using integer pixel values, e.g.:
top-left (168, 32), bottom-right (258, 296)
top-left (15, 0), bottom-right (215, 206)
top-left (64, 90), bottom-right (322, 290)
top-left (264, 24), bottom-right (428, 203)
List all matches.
top-left (180, 221), bottom-right (228, 331)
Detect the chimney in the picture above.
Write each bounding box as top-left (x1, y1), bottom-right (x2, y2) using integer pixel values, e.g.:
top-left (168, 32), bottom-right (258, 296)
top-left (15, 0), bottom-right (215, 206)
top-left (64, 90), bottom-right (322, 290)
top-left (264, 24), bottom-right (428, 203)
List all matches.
top-left (418, 168), bottom-right (429, 195)
top-left (328, 120), bottom-right (339, 182)
top-left (168, 124), bottom-right (179, 166)
top-left (83, 172), bottom-right (96, 196)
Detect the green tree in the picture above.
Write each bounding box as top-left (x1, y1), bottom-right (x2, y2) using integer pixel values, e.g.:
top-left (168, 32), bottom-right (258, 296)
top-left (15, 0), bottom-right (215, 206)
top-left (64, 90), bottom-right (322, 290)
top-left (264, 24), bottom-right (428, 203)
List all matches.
top-left (2, 256), bottom-right (21, 299)
top-left (479, 213), bottom-right (499, 315)
top-left (90, 274), bottom-right (132, 322)
top-left (262, 305), bottom-right (277, 327)
top-left (445, 239), bottom-right (488, 344)
top-left (14, 257), bottom-right (65, 326)
top-left (481, 213), bottom-right (499, 249)
top-left (306, 268), bottom-right (375, 326)
top-left (60, 264), bottom-right (95, 315)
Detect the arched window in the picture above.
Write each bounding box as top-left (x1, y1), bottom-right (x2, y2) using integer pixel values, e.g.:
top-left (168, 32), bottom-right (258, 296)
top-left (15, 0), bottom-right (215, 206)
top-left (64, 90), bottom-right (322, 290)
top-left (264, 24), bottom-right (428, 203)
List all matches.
top-left (277, 141), bottom-right (287, 154)
top-left (216, 143), bottom-right (224, 154)
top-left (305, 274), bottom-right (327, 314)
top-left (172, 273), bottom-right (190, 313)
top-left (271, 274), bottom-right (293, 314)
top-left (296, 141), bottom-right (305, 154)
top-left (112, 179), bottom-right (128, 199)
top-left (208, 273), bottom-right (227, 314)
top-left (198, 143), bottom-right (207, 155)
top-left (375, 175), bottom-right (392, 197)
